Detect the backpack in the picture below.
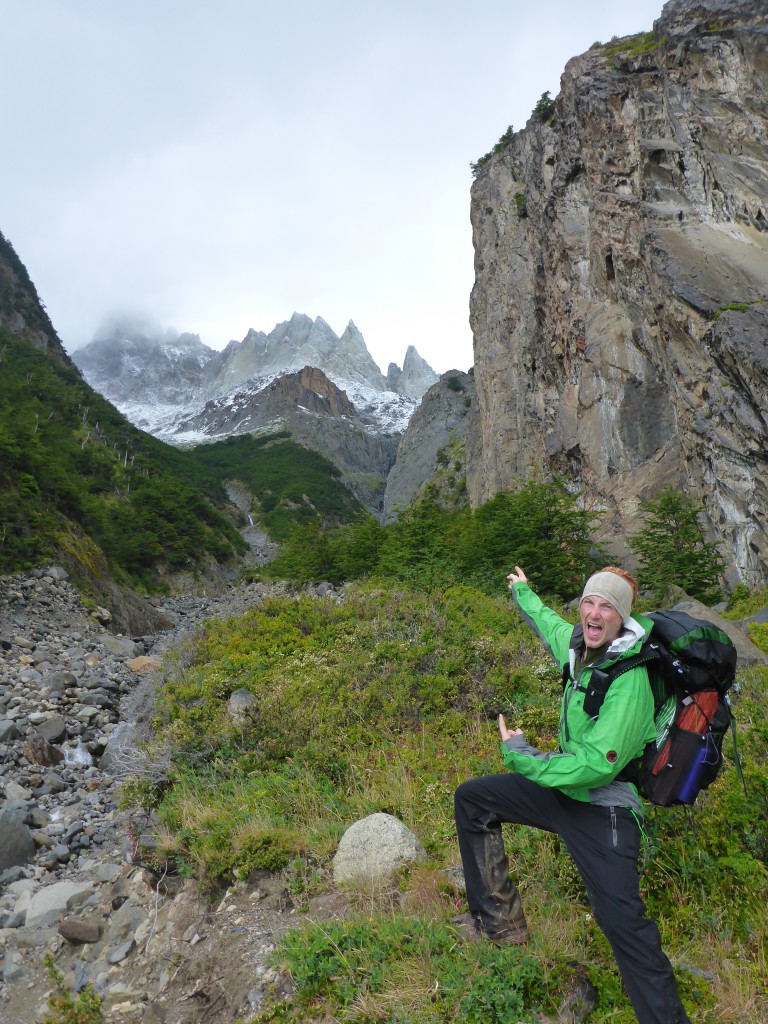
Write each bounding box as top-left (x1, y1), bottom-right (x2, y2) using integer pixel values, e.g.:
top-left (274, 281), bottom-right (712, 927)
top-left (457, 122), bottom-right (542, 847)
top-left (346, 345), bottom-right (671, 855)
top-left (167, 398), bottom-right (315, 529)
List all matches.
top-left (566, 610), bottom-right (738, 807)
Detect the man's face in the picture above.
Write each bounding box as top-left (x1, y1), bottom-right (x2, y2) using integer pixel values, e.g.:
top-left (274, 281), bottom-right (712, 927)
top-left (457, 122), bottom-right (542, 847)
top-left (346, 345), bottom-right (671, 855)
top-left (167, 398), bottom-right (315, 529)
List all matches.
top-left (579, 595), bottom-right (623, 649)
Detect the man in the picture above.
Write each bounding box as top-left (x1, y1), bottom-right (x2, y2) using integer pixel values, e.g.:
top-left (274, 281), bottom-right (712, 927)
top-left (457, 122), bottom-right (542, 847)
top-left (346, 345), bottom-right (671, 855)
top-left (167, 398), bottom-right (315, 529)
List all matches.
top-left (453, 566), bottom-right (691, 1024)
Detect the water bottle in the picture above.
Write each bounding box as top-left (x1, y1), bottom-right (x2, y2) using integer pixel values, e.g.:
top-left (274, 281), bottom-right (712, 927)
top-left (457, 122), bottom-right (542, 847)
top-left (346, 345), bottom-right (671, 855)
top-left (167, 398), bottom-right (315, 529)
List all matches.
top-left (676, 737), bottom-right (709, 804)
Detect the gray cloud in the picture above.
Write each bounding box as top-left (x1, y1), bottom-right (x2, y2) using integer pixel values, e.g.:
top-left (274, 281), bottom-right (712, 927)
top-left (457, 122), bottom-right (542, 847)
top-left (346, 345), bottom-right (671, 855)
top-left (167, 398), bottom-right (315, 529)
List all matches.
top-left (0, 0), bottom-right (665, 373)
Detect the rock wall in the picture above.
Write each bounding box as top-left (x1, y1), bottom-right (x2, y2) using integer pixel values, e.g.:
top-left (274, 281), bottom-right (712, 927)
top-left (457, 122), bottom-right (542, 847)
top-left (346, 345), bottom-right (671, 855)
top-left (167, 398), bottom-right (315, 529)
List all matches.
top-left (468, 0), bottom-right (768, 585)
top-left (383, 371), bottom-right (475, 520)
top-left (0, 232), bottom-right (74, 368)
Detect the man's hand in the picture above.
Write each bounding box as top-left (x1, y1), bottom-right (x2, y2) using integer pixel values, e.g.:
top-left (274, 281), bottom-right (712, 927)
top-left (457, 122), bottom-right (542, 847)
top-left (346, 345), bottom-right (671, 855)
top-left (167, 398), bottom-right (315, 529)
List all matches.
top-left (498, 713), bottom-right (524, 742)
top-left (506, 566), bottom-right (527, 590)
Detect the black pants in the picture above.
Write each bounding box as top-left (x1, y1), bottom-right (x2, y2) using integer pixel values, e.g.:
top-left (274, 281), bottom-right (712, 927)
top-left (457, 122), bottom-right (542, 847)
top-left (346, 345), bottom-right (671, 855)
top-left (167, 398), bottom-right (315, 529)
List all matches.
top-left (454, 773), bottom-right (691, 1024)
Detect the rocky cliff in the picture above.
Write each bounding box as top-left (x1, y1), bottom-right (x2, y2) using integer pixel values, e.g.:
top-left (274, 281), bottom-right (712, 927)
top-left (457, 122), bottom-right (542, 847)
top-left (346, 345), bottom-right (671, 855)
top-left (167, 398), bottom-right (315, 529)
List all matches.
top-left (468, 0), bottom-right (768, 585)
top-left (383, 371), bottom-right (475, 520)
top-left (0, 232), bottom-right (73, 369)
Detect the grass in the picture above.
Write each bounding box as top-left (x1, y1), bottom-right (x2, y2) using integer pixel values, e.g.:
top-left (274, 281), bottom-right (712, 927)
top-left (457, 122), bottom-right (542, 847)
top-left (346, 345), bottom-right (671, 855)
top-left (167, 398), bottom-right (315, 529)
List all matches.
top-left (597, 31), bottom-right (669, 60)
top-left (124, 582), bottom-right (768, 1022)
top-left (713, 300), bottom-right (766, 322)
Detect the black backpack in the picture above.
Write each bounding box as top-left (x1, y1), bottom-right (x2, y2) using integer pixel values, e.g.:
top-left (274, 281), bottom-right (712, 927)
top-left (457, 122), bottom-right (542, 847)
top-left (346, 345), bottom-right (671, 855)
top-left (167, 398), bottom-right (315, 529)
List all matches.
top-left (567, 610), bottom-right (738, 806)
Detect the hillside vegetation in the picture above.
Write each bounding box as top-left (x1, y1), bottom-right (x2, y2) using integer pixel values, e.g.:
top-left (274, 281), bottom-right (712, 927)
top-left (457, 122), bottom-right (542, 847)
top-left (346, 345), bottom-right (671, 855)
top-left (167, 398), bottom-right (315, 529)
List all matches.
top-left (188, 433), bottom-right (363, 542)
top-left (127, 582), bottom-right (768, 1024)
top-left (266, 478), bottom-right (726, 607)
top-left (0, 326), bottom-right (246, 588)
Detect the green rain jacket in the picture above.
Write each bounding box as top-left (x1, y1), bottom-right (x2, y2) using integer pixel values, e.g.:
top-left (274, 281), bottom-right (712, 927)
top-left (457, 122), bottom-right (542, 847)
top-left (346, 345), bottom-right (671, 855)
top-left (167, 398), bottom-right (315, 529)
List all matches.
top-left (503, 581), bottom-right (657, 811)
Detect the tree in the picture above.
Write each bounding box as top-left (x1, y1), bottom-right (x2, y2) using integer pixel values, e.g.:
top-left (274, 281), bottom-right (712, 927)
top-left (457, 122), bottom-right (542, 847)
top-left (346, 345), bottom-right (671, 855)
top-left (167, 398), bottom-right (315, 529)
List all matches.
top-left (454, 481), bottom-right (603, 599)
top-left (629, 487), bottom-right (725, 604)
top-left (532, 91), bottom-right (556, 123)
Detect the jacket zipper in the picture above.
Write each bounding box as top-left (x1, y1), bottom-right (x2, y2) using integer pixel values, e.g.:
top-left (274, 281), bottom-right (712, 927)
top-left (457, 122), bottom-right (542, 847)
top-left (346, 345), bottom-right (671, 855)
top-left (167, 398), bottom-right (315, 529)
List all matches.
top-left (610, 807), bottom-right (618, 848)
top-left (562, 678), bottom-right (577, 743)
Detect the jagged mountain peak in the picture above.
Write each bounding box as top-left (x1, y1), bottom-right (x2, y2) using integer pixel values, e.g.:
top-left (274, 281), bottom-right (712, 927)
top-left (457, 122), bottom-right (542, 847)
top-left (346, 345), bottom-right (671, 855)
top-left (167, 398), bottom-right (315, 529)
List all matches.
top-left (72, 312), bottom-right (437, 454)
top-left (387, 343), bottom-right (439, 400)
top-left (73, 319), bottom-right (215, 406)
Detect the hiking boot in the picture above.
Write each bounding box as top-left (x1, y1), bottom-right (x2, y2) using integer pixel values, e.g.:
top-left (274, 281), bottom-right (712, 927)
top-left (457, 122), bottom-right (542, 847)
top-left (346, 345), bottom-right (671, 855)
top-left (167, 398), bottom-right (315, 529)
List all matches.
top-left (452, 912), bottom-right (530, 946)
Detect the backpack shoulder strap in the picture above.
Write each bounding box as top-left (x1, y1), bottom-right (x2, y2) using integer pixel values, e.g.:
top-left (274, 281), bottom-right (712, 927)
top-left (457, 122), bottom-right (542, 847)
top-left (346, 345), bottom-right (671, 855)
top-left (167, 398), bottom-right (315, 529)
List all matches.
top-left (581, 641), bottom-right (662, 718)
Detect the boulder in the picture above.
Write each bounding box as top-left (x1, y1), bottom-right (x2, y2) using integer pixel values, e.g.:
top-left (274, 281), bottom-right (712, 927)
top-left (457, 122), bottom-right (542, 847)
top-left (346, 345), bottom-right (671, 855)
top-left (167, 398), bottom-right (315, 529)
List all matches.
top-left (37, 715), bottom-right (68, 744)
top-left (332, 812), bottom-right (426, 884)
top-left (0, 805), bottom-right (35, 872)
top-left (0, 718), bottom-right (20, 742)
top-left (99, 722), bottom-right (136, 773)
top-left (25, 880), bottom-right (95, 927)
top-left (59, 917), bottom-right (102, 943)
top-left (126, 656), bottom-right (162, 675)
top-left (23, 732), bottom-right (65, 767)
top-left (228, 688), bottom-right (258, 727)
top-left (100, 635), bottom-right (139, 658)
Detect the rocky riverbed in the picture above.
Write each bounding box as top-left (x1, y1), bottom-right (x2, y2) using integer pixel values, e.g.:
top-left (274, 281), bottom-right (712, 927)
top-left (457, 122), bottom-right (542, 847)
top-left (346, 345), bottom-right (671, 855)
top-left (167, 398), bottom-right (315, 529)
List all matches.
top-left (0, 567), bottom-right (337, 1024)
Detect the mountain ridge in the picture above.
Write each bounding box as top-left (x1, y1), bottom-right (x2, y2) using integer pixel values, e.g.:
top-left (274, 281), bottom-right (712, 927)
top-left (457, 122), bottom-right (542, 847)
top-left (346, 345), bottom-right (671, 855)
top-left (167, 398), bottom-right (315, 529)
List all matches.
top-left (73, 312), bottom-right (439, 513)
top-left (73, 311), bottom-right (438, 425)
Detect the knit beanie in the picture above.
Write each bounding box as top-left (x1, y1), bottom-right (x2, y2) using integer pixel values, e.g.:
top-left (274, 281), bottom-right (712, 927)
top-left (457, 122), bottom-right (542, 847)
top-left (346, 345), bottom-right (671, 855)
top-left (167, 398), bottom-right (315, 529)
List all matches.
top-left (580, 571), bottom-right (634, 624)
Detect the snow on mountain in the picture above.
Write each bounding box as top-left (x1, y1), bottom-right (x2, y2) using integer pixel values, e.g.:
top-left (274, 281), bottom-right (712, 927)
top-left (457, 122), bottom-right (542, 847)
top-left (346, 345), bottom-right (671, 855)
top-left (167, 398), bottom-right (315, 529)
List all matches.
top-left (73, 313), bottom-right (434, 438)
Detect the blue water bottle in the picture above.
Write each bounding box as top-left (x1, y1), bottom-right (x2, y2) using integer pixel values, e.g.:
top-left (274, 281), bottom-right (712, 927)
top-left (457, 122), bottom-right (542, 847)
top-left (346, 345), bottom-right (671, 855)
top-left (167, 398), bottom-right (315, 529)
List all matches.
top-left (676, 737), bottom-right (710, 804)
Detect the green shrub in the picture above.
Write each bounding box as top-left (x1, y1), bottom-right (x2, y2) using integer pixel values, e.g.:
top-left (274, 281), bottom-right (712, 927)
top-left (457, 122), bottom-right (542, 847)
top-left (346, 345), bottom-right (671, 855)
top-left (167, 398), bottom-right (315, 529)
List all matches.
top-left (265, 916), bottom-right (583, 1023)
top-left (713, 300), bottom-right (765, 321)
top-left (453, 481), bottom-right (603, 598)
top-left (747, 622), bottom-right (768, 653)
top-left (39, 955), bottom-right (103, 1024)
top-left (471, 125), bottom-right (515, 178)
top-left (600, 31), bottom-right (668, 59)
top-left (271, 480), bottom-right (604, 602)
top-left (724, 583), bottom-right (768, 620)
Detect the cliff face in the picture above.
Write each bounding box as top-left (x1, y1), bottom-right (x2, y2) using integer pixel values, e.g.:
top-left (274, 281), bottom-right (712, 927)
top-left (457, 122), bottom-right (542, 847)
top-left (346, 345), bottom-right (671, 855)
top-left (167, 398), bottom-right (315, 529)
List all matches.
top-left (383, 370), bottom-right (475, 520)
top-left (468, 0), bottom-right (768, 584)
top-left (0, 232), bottom-right (74, 368)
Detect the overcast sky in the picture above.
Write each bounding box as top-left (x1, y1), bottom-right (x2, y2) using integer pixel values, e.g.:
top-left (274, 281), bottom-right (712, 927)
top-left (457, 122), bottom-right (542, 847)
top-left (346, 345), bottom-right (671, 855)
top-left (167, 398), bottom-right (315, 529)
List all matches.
top-left (2, 0), bottom-right (666, 375)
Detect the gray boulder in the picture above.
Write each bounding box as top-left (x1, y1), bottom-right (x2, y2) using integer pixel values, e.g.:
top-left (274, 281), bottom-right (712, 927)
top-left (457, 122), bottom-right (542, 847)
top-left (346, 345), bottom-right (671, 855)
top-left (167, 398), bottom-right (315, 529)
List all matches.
top-left (25, 880), bottom-right (95, 927)
top-left (0, 719), bottom-right (20, 742)
top-left (37, 715), bottom-right (68, 744)
top-left (228, 688), bottom-right (258, 727)
top-left (100, 634), bottom-right (139, 658)
top-left (0, 805), bottom-right (35, 872)
top-left (332, 813), bottom-right (426, 884)
top-left (99, 722), bottom-right (136, 773)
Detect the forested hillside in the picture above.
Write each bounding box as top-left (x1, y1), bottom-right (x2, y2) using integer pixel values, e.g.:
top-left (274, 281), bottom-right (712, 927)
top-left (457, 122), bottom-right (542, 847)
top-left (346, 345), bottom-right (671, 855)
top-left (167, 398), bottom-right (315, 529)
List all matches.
top-left (0, 325), bottom-right (363, 595)
top-left (0, 224), bottom-right (369, 604)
